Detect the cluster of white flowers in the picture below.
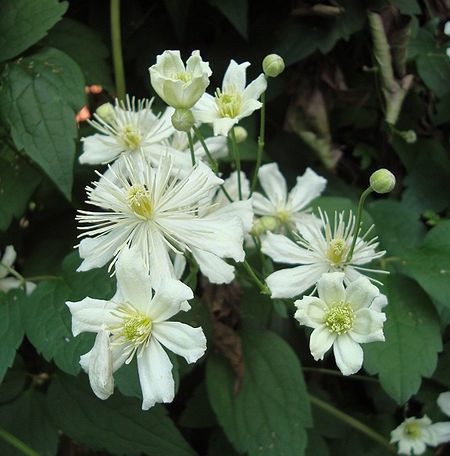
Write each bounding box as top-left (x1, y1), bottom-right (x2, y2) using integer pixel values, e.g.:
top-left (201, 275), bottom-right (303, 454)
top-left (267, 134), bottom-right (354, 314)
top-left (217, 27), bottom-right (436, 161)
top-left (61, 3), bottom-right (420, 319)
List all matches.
top-left (67, 49), bottom-right (393, 409)
top-left (391, 392), bottom-right (450, 454)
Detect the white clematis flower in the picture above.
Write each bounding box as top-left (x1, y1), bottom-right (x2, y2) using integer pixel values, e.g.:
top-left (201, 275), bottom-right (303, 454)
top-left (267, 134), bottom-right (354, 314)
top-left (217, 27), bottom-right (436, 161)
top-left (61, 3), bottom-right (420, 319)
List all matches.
top-left (79, 96), bottom-right (174, 165)
top-left (0, 246), bottom-right (35, 295)
top-left (149, 50), bottom-right (212, 109)
top-left (294, 272), bottom-right (386, 376)
top-left (252, 163), bottom-right (327, 234)
top-left (66, 248), bottom-right (206, 409)
top-left (262, 209), bottom-right (386, 298)
top-left (76, 153), bottom-right (247, 286)
top-left (390, 415), bottom-right (450, 454)
top-left (193, 59), bottom-right (267, 136)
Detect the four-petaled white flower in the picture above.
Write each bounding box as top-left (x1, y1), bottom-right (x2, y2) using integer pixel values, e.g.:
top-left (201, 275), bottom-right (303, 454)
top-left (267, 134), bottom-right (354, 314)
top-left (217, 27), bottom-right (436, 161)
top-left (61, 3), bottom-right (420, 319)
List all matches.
top-left (294, 272), bottom-right (386, 376)
top-left (0, 246), bottom-right (35, 295)
top-left (79, 96), bottom-right (174, 165)
top-left (253, 163), bottom-right (326, 234)
top-left (193, 60), bottom-right (267, 136)
top-left (262, 209), bottom-right (386, 298)
top-left (77, 153), bottom-right (247, 286)
top-left (149, 50), bottom-right (212, 109)
top-left (390, 415), bottom-right (450, 455)
top-left (67, 248), bottom-right (206, 409)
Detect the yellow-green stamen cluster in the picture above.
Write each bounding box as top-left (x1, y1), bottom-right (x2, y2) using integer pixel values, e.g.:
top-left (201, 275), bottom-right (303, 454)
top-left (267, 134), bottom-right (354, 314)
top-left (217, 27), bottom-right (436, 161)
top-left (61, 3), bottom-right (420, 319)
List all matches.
top-left (173, 71), bottom-right (192, 83)
top-left (324, 302), bottom-right (354, 335)
top-left (276, 209), bottom-right (290, 224)
top-left (215, 89), bottom-right (242, 118)
top-left (403, 422), bottom-right (422, 439)
top-left (127, 185), bottom-right (153, 219)
top-left (121, 125), bottom-right (142, 149)
top-left (327, 238), bottom-right (347, 265)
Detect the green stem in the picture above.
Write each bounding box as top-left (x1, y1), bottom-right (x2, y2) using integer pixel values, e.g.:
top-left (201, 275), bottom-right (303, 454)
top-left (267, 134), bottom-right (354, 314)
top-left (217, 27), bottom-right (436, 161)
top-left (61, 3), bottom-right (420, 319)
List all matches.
top-left (0, 427), bottom-right (39, 456)
top-left (192, 126), bottom-right (218, 172)
top-left (219, 185), bottom-right (233, 203)
top-left (251, 89), bottom-right (266, 194)
top-left (303, 367), bottom-right (378, 383)
top-left (24, 275), bottom-right (60, 282)
top-left (229, 128), bottom-right (242, 200)
top-left (186, 130), bottom-right (196, 166)
top-left (241, 260), bottom-right (269, 294)
top-left (309, 395), bottom-right (396, 453)
top-left (111, 0), bottom-right (126, 101)
top-left (346, 187), bottom-right (373, 263)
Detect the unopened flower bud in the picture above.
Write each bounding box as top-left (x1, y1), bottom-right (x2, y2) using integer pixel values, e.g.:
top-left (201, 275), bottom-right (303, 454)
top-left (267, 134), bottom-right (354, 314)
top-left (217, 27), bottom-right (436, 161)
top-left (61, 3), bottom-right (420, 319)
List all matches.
top-left (262, 54), bottom-right (285, 78)
top-left (400, 130), bottom-right (417, 144)
top-left (233, 126), bottom-right (248, 143)
top-left (370, 169), bottom-right (396, 194)
top-left (251, 215), bottom-right (279, 236)
top-left (96, 103), bottom-right (115, 124)
top-left (171, 108), bottom-right (195, 132)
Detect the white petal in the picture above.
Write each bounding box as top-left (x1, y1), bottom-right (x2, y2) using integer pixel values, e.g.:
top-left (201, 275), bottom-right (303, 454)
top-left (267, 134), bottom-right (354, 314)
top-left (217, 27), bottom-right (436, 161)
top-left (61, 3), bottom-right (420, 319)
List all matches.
top-left (212, 198), bottom-right (253, 233)
top-left (317, 272), bottom-right (346, 305)
top-left (213, 117), bottom-right (239, 136)
top-left (137, 338), bottom-right (175, 410)
top-left (294, 296), bottom-right (328, 328)
top-left (266, 263), bottom-right (328, 299)
top-left (242, 73), bottom-right (267, 100)
top-left (0, 277), bottom-right (23, 293)
top-left (115, 246), bottom-right (153, 310)
top-left (431, 422), bottom-right (450, 445)
top-left (81, 344), bottom-right (128, 373)
top-left (191, 248), bottom-right (235, 284)
top-left (66, 297), bottom-right (120, 336)
top-left (252, 192), bottom-right (277, 216)
top-left (222, 60), bottom-right (250, 93)
top-left (0, 245), bottom-right (16, 276)
top-left (370, 293), bottom-right (388, 312)
top-left (153, 321), bottom-right (206, 363)
top-left (148, 227), bottom-right (176, 289)
top-left (437, 392), bottom-right (450, 417)
top-left (173, 254), bottom-right (186, 280)
top-left (262, 232), bottom-right (316, 264)
top-left (149, 279), bottom-right (193, 322)
top-left (287, 168), bottom-right (327, 212)
top-left (87, 330), bottom-right (114, 400)
top-left (79, 135), bottom-right (123, 165)
top-left (333, 334), bottom-right (363, 375)
top-left (257, 163), bottom-right (287, 207)
top-left (309, 326), bottom-right (336, 360)
top-left (192, 93), bottom-right (219, 123)
top-left (350, 308), bottom-right (385, 343)
top-left (345, 277), bottom-right (380, 310)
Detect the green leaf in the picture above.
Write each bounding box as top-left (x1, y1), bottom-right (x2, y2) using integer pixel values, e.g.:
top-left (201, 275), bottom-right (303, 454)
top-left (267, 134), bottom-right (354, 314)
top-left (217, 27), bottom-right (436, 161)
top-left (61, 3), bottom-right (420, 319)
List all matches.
top-left (392, 0), bottom-right (421, 14)
top-left (0, 48), bottom-right (85, 199)
top-left (180, 382), bottom-right (216, 429)
top-left (402, 220), bottom-right (450, 309)
top-left (0, 291), bottom-right (24, 384)
top-left (206, 330), bottom-right (312, 456)
top-left (47, 374), bottom-right (196, 456)
top-left (367, 200), bottom-right (425, 256)
top-left (417, 52), bottom-right (450, 98)
top-left (0, 389), bottom-right (59, 456)
top-left (209, 0), bottom-right (248, 39)
top-left (364, 274), bottom-right (442, 404)
top-left (0, 152), bottom-right (41, 231)
top-left (0, 0), bottom-right (67, 62)
top-left (42, 18), bottom-right (113, 89)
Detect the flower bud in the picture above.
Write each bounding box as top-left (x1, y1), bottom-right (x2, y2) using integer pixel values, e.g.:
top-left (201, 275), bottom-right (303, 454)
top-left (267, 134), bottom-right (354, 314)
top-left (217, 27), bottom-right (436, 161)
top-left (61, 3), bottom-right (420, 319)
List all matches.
top-left (400, 130), bottom-right (417, 144)
top-left (370, 169), bottom-right (396, 194)
top-left (171, 108), bottom-right (195, 132)
top-left (251, 216), bottom-right (279, 236)
top-left (262, 54), bottom-right (285, 78)
top-left (96, 103), bottom-right (115, 124)
top-left (233, 126), bottom-right (248, 143)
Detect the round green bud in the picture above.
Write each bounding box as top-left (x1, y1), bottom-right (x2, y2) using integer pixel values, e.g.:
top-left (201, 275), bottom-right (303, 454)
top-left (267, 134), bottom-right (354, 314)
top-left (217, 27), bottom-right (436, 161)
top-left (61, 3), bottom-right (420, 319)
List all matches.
top-left (233, 126), bottom-right (248, 143)
top-left (370, 169), bottom-right (396, 194)
top-left (251, 216), bottom-right (280, 236)
top-left (96, 103), bottom-right (115, 124)
top-left (262, 54), bottom-right (285, 78)
top-left (171, 108), bottom-right (195, 132)
top-left (401, 130), bottom-right (417, 144)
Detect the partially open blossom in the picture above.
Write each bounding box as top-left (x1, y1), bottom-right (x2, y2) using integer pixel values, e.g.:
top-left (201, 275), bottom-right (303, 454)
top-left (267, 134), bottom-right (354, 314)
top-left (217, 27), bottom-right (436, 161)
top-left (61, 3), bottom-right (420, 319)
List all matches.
top-left (67, 248), bottom-right (206, 410)
top-left (294, 272), bottom-right (386, 376)
top-left (193, 59), bottom-right (267, 136)
top-left (149, 50), bottom-right (211, 109)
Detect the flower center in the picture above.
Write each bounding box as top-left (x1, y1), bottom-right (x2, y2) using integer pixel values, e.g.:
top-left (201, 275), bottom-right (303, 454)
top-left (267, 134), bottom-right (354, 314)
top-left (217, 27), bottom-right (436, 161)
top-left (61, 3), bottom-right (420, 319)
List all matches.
top-left (127, 185), bottom-right (153, 219)
top-left (173, 71), bottom-right (192, 83)
top-left (121, 125), bottom-right (142, 149)
top-left (215, 89), bottom-right (242, 118)
top-left (327, 238), bottom-right (347, 265)
top-left (277, 209), bottom-right (291, 224)
top-left (324, 301), bottom-right (354, 335)
top-left (404, 422), bottom-right (421, 439)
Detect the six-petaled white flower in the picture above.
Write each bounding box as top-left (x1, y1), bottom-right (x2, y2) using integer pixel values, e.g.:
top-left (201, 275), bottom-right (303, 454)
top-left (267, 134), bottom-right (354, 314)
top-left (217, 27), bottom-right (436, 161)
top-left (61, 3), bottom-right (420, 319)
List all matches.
top-left (66, 247), bottom-right (206, 410)
top-left (149, 50), bottom-right (212, 109)
top-left (79, 96), bottom-right (174, 165)
top-left (294, 272), bottom-right (386, 376)
top-left (193, 59), bottom-right (267, 136)
top-left (262, 209), bottom-right (386, 298)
